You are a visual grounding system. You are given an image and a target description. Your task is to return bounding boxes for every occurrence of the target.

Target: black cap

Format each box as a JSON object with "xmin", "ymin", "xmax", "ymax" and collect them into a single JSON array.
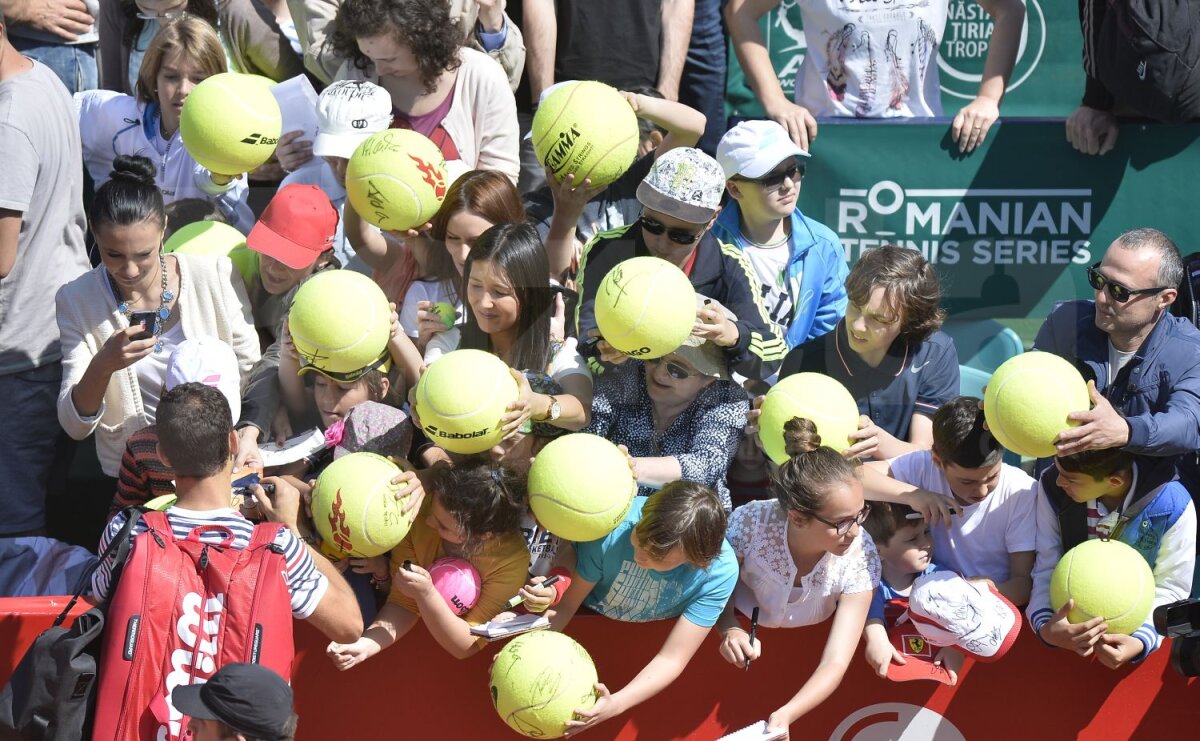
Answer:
[{"xmin": 172, "ymin": 663, "xmax": 293, "ymax": 739}]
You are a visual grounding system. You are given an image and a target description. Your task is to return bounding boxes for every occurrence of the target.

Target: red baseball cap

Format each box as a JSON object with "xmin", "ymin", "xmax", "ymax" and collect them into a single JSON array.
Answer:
[{"xmin": 247, "ymin": 184, "xmax": 338, "ymax": 269}]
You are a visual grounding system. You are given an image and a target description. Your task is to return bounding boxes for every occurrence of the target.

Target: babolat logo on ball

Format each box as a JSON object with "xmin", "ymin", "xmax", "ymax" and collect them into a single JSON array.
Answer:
[
  {"xmin": 938, "ymin": 0, "xmax": 1045, "ymax": 100},
  {"xmin": 545, "ymin": 125, "xmax": 582, "ymax": 173},
  {"xmin": 430, "ymin": 428, "xmax": 490, "ymax": 440},
  {"xmin": 240, "ymin": 133, "xmax": 280, "ymax": 146}
]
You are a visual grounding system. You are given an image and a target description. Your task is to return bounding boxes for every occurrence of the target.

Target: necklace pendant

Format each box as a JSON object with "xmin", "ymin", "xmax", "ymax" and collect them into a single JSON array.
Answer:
[
  {"xmin": 117, "ymin": 301, "xmax": 129, "ymax": 314},
  {"xmin": 159, "ymin": 306, "xmax": 170, "ymax": 320},
  {"xmin": 162, "ymin": 290, "xmax": 174, "ymax": 303},
  {"xmin": 154, "ymin": 339, "xmax": 164, "ymax": 353}
]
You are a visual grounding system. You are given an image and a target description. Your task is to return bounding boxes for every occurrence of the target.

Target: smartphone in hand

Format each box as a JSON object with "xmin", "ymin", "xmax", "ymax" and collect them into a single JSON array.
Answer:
[{"xmin": 129, "ymin": 310, "xmax": 158, "ymax": 342}]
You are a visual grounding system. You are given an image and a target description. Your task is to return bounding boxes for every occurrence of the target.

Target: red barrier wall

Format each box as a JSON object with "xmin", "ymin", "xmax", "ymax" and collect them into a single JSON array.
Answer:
[{"xmin": 2, "ymin": 597, "xmax": 1197, "ymax": 740}]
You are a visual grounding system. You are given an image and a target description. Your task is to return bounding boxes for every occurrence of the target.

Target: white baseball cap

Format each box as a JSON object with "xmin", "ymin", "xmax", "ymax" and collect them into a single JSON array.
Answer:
[
  {"xmin": 905, "ymin": 571, "xmax": 1021, "ymax": 661},
  {"xmin": 716, "ymin": 120, "xmax": 810, "ymax": 180},
  {"xmin": 165, "ymin": 337, "xmax": 242, "ymax": 424},
  {"xmin": 313, "ymin": 80, "xmax": 395, "ymax": 159}
]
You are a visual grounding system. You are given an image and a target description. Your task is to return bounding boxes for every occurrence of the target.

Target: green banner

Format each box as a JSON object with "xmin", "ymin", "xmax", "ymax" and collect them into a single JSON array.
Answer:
[
  {"xmin": 725, "ymin": 0, "xmax": 1082, "ymax": 120},
  {"xmin": 795, "ymin": 121, "xmax": 1200, "ymax": 323}
]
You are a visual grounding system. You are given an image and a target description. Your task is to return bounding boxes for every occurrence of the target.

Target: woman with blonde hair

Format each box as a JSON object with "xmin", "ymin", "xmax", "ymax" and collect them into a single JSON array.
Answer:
[{"xmin": 78, "ymin": 16, "xmax": 255, "ymax": 232}]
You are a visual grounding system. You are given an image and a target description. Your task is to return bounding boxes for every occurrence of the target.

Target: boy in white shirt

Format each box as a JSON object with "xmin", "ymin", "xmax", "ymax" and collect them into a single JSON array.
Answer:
[{"xmin": 874, "ymin": 396, "xmax": 1036, "ymax": 604}]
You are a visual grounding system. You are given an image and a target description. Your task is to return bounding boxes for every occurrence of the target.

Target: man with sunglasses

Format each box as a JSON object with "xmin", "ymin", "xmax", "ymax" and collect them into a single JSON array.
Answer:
[
  {"xmin": 1033, "ymin": 228, "xmax": 1200, "ymax": 486},
  {"xmin": 574, "ymin": 146, "xmax": 787, "ymax": 382},
  {"xmin": 713, "ymin": 120, "xmax": 848, "ymax": 357}
]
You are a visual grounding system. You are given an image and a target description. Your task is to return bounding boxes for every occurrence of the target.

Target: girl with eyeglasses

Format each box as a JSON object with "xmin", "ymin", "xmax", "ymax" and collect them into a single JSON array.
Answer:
[{"xmin": 718, "ymin": 416, "xmax": 880, "ymax": 734}]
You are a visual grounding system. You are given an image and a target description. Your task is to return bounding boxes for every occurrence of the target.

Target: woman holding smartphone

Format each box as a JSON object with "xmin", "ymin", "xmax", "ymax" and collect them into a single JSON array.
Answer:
[{"xmin": 56, "ymin": 155, "xmax": 259, "ymax": 518}]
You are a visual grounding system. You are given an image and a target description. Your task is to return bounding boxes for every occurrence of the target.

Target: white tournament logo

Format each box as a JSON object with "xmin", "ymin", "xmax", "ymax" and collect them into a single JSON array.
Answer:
[
  {"xmin": 938, "ymin": 0, "xmax": 1046, "ymax": 100},
  {"xmin": 831, "ymin": 703, "xmax": 966, "ymax": 741}
]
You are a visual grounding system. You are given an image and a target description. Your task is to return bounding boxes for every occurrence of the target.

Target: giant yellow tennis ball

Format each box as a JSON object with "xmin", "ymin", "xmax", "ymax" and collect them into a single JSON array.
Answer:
[
  {"xmin": 490, "ymin": 631, "xmax": 598, "ymax": 739},
  {"xmin": 164, "ymin": 221, "xmax": 246, "ymax": 257},
  {"xmin": 758, "ymin": 373, "xmax": 860, "ymax": 465},
  {"xmin": 288, "ymin": 270, "xmax": 391, "ymax": 376},
  {"xmin": 983, "ymin": 351, "xmax": 1090, "ymax": 458},
  {"xmin": 594, "ymin": 256, "xmax": 697, "ymax": 359},
  {"xmin": 311, "ymin": 452, "xmax": 416, "ymax": 558},
  {"xmin": 1050, "ymin": 539, "xmax": 1154, "ymax": 635},
  {"xmin": 533, "ymin": 81, "xmax": 640, "ymax": 188},
  {"xmin": 180, "ymin": 72, "xmax": 282, "ymax": 176},
  {"xmin": 345, "ymin": 129, "xmax": 447, "ymax": 232},
  {"xmin": 414, "ymin": 349, "xmax": 520, "ymax": 455},
  {"xmin": 528, "ymin": 433, "xmax": 636, "ymax": 542}
]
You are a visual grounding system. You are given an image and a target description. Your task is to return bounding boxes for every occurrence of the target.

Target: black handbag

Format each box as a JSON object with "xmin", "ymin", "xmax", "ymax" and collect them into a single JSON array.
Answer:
[{"xmin": 0, "ymin": 510, "xmax": 143, "ymax": 740}]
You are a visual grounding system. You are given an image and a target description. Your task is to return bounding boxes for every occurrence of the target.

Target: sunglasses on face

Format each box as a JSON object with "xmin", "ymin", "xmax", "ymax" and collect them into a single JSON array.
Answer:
[
  {"xmin": 737, "ymin": 163, "xmax": 806, "ymax": 189},
  {"xmin": 806, "ymin": 503, "xmax": 872, "ymax": 537},
  {"xmin": 639, "ymin": 216, "xmax": 703, "ymax": 245},
  {"xmin": 1085, "ymin": 263, "xmax": 1168, "ymax": 303},
  {"xmin": 646, "ymin": 356, "xmax": 697, "ymax": 380},
  {"xmin": 301, "ymin": 351, "xmax": 392, "ymax": 384}
]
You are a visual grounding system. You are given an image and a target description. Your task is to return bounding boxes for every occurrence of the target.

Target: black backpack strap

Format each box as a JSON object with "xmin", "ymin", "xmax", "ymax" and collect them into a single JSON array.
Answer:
[{"xmin": 53, "ymin": 507, "xmax": 149, "ymax": 627}]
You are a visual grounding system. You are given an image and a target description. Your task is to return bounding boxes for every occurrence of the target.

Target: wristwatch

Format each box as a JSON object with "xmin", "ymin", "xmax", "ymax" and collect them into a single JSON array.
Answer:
[{"xmin": 541, "ymin": 395, "xmax": 562, "ymax": 423}]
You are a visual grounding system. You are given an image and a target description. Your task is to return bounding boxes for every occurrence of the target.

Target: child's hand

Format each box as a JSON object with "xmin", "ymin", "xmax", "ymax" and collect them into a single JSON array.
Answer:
[
  {"xmin": 744, "ymin": 395, "xmax": 765, "ymax": 436},
  {"xmin": 587, "ymin": 329, "xmax": 628, "ymax": 365},
  {"xmin": 718, "ymin": 626, "xmax": 761, "ymax": 667},
  {"xmin": 933, "ymin": 647, "xmax": 965, "ymax": 686},
  {"xmin": 765, "ymin": 709, "xmax": 793, "ymax": 740},
  {"xmin": 520, "ymin": 575, "xmax": 558, "ymax": 614},
  {"xmin": 387, "ymin": 301, "xmax": 402, "ymax": 342},
  {"xmin": 844, "ymin": 415, "xmax": 883, "ymax": 460},
  {"xmin": 864, "ymin": 634, "xmax": 906, "ymax": 678},
  {"xmin": 500, "ymin": 368, "xmax": 534, "ymax": 437},
  {"xmin": 390, "ymin": 468, "xmax": 425, "ymax": 515},
  {"xmin": 330, "ymin": 556, "xmax": 351, "ymax": 574},
  {"xmin": 270, "ymin": 405, "xmax": 293, "ymax": 447},
  {"xmin": 394, "ymin": 561, "xmax": 435, "ymax": 599},
  {"xmin": 280, "ymin": 318, "xmax": 300, "ymax": 364},
  {"xmin": 1095, "ymin": 633, "xmax": 1142, "ymax": 670},
  {"xmin": 1039, "ymin": 599, "xmax": 1107, "ymax": 656},
  {"xmin": 564, "ymin": 683, "xmax": 621, "ymax": 737},
  {"xmin": 415, "ymin": 300, "xmax": 453, "ymax": 347},
  {"xmin": 900, "ymin": 489, "xmax": 961, "ymax": 529},
  {"xmin": 326, "ymin": 637, "xmax": 379, "ymax": 671},
  {"xmin": 383, "ymin": 221, "xmax": 433, "ymax": 241},
  {"xmin": 350, "ymin": 555, "xmax": 389, "ymax": 580},
  {"xmin": 549, "ymin": 292, "xmax": 567, "ymax": 344}
]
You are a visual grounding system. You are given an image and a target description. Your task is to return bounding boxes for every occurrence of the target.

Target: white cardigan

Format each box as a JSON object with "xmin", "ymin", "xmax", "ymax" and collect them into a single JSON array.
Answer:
[
  {"xmin": 56, "ymin": 254, "xmax": 260, "ymax": 476},
  {"xmin": 337, "ymin": 46, "xmax": 520, "ymax": 184}
]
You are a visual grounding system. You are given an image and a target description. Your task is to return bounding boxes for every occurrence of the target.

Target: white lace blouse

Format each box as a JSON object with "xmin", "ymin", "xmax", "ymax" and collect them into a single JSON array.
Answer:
[{"xmin": 726, "ymin": 499, "xmax": 880, "ymax": 628}]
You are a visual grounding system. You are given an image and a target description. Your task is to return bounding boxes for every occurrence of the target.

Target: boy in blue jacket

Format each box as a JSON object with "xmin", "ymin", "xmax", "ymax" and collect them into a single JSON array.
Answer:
[
  {"xmin": 712, "ymin": 120, "xmax": 848, "ymax": 353},
  {"xmin": 1029, "ymin": 448, "xmax": 1195, "ymax": 669}
]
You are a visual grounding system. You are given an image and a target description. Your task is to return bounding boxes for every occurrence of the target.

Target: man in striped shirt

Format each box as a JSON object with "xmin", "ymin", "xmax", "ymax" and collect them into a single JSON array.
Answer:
[{"xmin": 92, "ymin": 382, "xmax": 363, "ymax": 643}]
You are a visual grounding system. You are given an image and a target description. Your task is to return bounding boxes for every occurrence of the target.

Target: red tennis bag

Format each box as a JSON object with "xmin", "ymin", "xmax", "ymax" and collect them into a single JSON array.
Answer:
[{"xmin": 92, "ymin": 511, "xmax": 294, "ymax": 740}]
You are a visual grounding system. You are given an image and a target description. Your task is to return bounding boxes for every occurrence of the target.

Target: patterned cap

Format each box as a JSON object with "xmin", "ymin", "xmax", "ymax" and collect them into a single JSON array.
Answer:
[
  {"xmin": 636, "ymin": 147, "xmax": 725, "ymax": 224},
  {"xmin": 905, "ymin": 571, "xmax": 1021, "ymax": 661}
]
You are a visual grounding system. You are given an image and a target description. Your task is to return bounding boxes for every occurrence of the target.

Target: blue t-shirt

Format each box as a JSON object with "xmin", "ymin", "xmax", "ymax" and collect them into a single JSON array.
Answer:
[
  {"xmin": 867, "ymin": 562, "xmax": 940, "ymax": 624},
  {"xmin": 576, "ymin": 497, "xmax": 739, "ymax": 627}
]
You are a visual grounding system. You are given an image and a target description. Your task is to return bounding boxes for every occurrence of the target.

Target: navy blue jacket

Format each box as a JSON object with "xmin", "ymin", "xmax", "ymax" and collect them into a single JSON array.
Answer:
[{"xmin": 1034, "ymin": 300, "xmax": 1200, "ymax": 457}]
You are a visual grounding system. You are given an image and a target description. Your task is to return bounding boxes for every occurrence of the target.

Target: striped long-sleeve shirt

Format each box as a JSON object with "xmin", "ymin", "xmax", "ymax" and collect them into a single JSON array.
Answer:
[{"xmin": 91, "ymin": 507, "xmax": 328, "ymax": 619}]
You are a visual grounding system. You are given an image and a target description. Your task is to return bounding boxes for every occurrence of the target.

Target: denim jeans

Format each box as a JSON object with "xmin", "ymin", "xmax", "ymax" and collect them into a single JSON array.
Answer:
[
  {"xmin": 680, "ymin": 0, "xmax": 728, "ymax": 155},
  {"xmin": 0, "ymin": 362, "xmax": 73, "ymax": 534},
  {"xmin": 10, "ymin": 38, "xmax": 98, "ymax": 94}
]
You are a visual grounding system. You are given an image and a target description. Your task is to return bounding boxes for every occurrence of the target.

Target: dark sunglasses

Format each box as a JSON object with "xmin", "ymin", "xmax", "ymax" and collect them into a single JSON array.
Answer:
[
  {"xmin": 806, "ymin": 503, "xmax": 872, "ymax": 536},
  {"xmin": 1086, "ymin": 263, "xmax": 1168, "ymax": 303},
  {"xmin": 737, "ymin": 163, "xmax": 806, "ymax": 189},
  {"xmin": 638, "ymin": 216, "xmax": 703, "ymax": 245},
  {"xmin": 646, "ymin": 356, "xmax": 696, "ymax": 380}
]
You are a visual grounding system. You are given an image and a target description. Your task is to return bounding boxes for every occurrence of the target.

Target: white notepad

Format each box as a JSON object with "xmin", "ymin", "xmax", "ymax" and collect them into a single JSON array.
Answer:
[
  {"xmin": 469, "ymin": 613, "xmax": 551, "ymax": 641},
  {"xmin": 716, "ymin": 721, "xmax": 788, "ymax": 741},
  {"xmin": 260, "ymin": 428, "xmax": 326, "ymax": 468}
]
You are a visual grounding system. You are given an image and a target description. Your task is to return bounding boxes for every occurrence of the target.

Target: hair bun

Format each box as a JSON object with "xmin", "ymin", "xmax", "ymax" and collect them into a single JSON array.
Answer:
[
  {"xmin": 782, "ymin": 417, "xmax": 821, "ymax": 457},
  {"xmin": 109, "ymin": 155, "xmax": 158, "ymax": 187}
]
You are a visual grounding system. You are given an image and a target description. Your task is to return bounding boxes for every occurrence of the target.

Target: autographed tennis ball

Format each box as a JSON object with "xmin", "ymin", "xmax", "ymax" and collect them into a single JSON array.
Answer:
[
  {"xmin": 310, "ymin": 452, "xmax": 414, "ymax": 558},
  {"xmin": 532, "ymin": 80, "xmax": 639, "ymax": 188},
  {"xmin": 490, "ymin": 631, "xmax": 598, "ymax": 738},
  {"xmin": 345, "ymin": 129, "xmax": 447, "ymax": 232},
  {"xmin": 414, "ymin": 349, "xmax": 520, "ymax": 455},
  {"xmin": 594, "ymin": 256, "xmax": 696, "ymax": 359}
]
